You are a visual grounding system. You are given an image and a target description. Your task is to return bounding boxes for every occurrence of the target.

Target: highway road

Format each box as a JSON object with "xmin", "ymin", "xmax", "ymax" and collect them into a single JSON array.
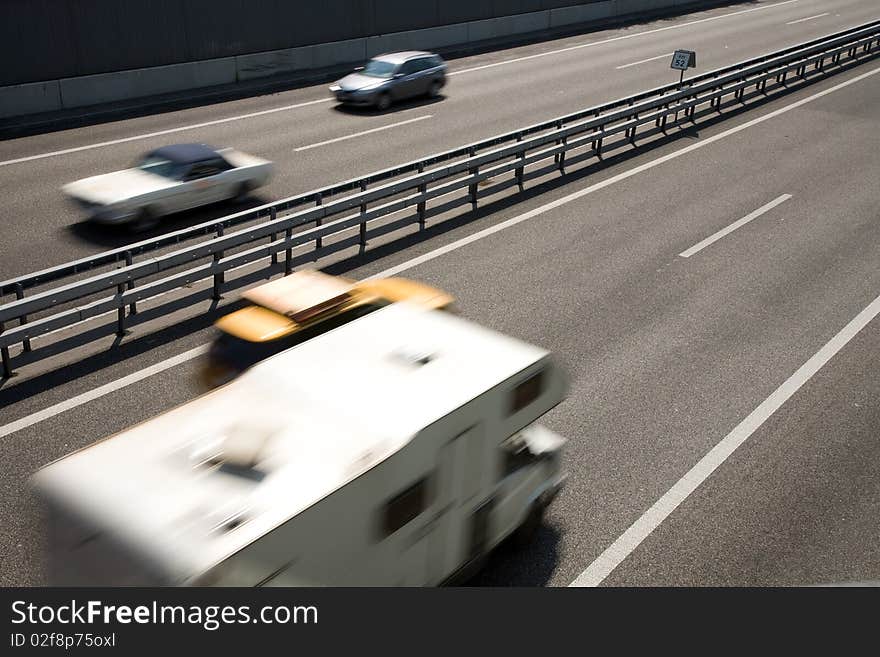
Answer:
[
  {"xmin": 0, "ymin": 0, "xmax": 876, "ymax": 280},
  {"xmin": 1, "ymin": 0, "xmax": 879, "ymax": 586}
]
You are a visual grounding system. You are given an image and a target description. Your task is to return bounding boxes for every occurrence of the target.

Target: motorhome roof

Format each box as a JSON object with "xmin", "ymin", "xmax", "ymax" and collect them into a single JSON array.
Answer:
[{"xmin": 32, "ymin": 302, "xmax": 549, "ymax": 582}]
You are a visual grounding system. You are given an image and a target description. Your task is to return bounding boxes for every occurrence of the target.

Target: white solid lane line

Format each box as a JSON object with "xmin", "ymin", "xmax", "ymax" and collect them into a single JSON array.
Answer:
[
  {"xmin": 0, "ymin": 346, "xmax": 208, "ymax": 440},
  {"xmin": 449, "ymin": 0, "xmax": 802, "ymax": 76},
  {"xmin": 570, "ymin": 290, "xmax": 880, "ymax": 587},
  {"xmin": 293, "ymin": 115, "xmax": 433, "ymax": 152},
  {"xmin": 787, "ymin": 12, "xmax": 830, "ymax": 25},
  {"xmin": 1, "ymin": 1, "xmax": 803, "ymax": 167},
  {"xmin": 2, "ymin": 63, "xmax": 878, "ymax": 439},
  {"xmin": 679, "ymin": 194, "xmax": 792, "ymax": 258},
  {"xmin": 0, "ymin": 98, "xmax": 333, "ymax": 168},
  {"xmin": 616, "ymin": 53, "xmax": 675, "ymax": 70}
]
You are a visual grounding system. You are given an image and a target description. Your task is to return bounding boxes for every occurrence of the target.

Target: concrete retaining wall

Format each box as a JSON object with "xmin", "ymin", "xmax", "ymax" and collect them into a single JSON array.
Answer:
[
  {"xmin": 550, "ymin": 3, "xmax": 616, "ymax": 28},
  {"xmin": 0, "ymin": 81, "xmax": 63, "ymax": 117},
  {"xmin": 57, "ymin": 58, "xmax": 238, "ymax": 109},
  {"xmin": 0, "ymin": 0, "xmax": 728, "ymax": 120}
]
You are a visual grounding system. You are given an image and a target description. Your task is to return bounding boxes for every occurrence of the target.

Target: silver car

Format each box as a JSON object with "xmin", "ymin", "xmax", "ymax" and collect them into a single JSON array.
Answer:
[{"xmin": 329, "ymin": 51, "xmax": 447, "ymax": 110}]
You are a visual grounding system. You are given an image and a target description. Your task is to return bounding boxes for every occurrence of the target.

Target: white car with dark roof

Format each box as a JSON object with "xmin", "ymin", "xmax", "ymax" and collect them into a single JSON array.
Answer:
[{"xmin": 62, "ymin": 143, "xmax": 274, "ymax": 231}]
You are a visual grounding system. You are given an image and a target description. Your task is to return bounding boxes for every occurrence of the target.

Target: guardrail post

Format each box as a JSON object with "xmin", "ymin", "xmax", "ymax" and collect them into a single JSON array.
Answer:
[
  {"xmin": 559, "ymin": 134, "xmax": 567, "ymax": 173},
  {"xmin": 655, "ymin": 103, "xmax": 667, "ymax": 129},
  {"xmin": 359, "ymin": 182, "xmax": 367, "ymax": 254},
  {"xmin": 213, "ymin": 225, "xmax": 224, "ymax": 301},
  {"xmin": 270, "ymin": 208, "xmax": 283, "ymax": 270},
  {"xmin": 13, "ymin": 283, "xmax": 31, "ymax": 352},
  {"xmin": 515, "ymin": 133, "xmax": 525, "ymax": 192},
  {"xmin": 314, "ymin": 194, "xmax": 323, "ymax": 253},
  {"xmin": 116, "ymin": 282, "xmax": 126, "ymax": 337},
  {"xmin": 269, "ymin": 207, "xmax": 279, "ymax": 266},
  {"xmin": 628, "ymin": 115, "xmax": 638, "ymax": 144},
  {"xmin": 554, "ymin": 120, "xmax": 563, "ymax": 165},
  {"xmin": 124, "ymin": 251, "xmax": 136, "ymax": 316},
  {"xmin": 468, "ymin": 147, "xmax": 478, "ymax": 211},
  {"xmin": 417, "ymin": 163, "xmax": 427, "ymax": 230},
  {"xmin": 285, "ymin": 225, "xmax": 293, "ymax": 276},
  {"xmin": 0, "ymin": 321, "xmax": 11, "ymax": 378}
]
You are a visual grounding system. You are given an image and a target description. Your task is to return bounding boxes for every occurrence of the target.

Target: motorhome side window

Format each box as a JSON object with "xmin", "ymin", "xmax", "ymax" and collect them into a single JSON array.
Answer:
[
  {"xmin": 381, "ymin": 477, "xmax": 429, "ymax": 537},
  {"xmin": 509, "ymin": 370, "xmax": 544, "ymax": 415}
]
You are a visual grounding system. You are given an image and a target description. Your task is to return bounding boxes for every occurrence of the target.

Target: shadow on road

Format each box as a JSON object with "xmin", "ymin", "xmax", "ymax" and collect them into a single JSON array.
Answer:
[
  {"xmin": 64, "ymin": 195, "xmax": 270, "ymax": 249},
  {"xmin": 466, "ymin": 524, "xmax": 562, "ymax": 586},
  {"xmin": 331, "ymin": 94, "xmax": 447, "ymax": 117}
]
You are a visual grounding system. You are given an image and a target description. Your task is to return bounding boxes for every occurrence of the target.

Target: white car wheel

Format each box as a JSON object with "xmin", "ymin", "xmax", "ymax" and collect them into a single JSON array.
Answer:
[{"xmin": 234, "ymin": 182, "xmax": 252, "ymax": 203}]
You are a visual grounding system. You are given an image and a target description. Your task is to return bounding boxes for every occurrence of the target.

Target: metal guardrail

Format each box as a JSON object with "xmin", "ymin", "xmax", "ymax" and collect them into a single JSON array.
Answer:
[
  {"xmin": 3, "ymin": 18, "xmax": 879, "ymax": 299},
  {"xmin": 1, "ymin": 20, "xmax": 879, "ymax": 377}
]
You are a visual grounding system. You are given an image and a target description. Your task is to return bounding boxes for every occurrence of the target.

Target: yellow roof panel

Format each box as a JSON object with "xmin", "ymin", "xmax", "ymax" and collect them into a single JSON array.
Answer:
[
  {"xmin": 214, "ymin": 305, "xmax": 295, "ymax": 342},
  {"xmin": 218, "ymin": 272, "xmax": 456, "ymax": 344},
  {"xmin": 355, "ymin": 277, "xmax": 454, "ymax": 309}
]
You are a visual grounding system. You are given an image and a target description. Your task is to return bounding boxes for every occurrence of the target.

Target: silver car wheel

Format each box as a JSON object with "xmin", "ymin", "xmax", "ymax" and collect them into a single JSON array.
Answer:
[{"xmin": 375, "ymin": 93, "xmax": 391, "ymax": 111}]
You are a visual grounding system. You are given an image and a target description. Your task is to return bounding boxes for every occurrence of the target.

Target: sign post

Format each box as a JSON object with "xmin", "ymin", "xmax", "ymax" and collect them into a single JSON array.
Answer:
[{"xmin": 670, "ymin": 49, "xmax": 696, "ymax": 88}]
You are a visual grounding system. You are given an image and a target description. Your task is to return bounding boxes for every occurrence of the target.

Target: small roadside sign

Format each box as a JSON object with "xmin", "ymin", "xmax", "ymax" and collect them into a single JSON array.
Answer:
[
  {"xmin": 671, "ymin": 50, "xmax": 696, "ymax": 71},
  {"xmin": 670, "ymin": 49, "xmax": 696, "ymax": 87}
]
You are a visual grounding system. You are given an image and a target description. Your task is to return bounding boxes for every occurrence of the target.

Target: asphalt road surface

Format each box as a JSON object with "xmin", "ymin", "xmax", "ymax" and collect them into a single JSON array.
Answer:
[
  {"xmin": 1, "ymin": 0, "xmax": 879, "ymax": 586},
  {"xmin": 0, "ymin": 0, "xmax": 876, "ymax": 278}
]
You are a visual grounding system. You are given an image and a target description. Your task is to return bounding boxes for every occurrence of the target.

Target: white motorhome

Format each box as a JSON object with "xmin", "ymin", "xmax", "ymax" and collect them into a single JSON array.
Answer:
[{"xmin": 33, "ymin": 302, "xmax": 568, "ymax": 586}]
